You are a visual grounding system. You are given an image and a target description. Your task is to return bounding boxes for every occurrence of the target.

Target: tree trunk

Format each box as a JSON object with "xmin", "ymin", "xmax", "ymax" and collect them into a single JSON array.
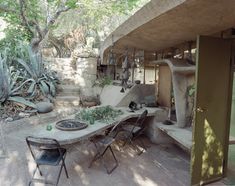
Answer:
[{"xmin": 30, "ymin": 37, "xmax": 42, "ymax": 53}]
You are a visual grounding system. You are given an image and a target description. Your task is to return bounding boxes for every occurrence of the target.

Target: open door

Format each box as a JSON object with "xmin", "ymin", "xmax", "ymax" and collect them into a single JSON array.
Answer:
[{"xmin": 191, "ymin": 36, "xmax": 232, "ymax": 185}]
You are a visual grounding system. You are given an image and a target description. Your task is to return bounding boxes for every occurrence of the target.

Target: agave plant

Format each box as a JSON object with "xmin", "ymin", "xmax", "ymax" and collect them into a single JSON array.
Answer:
[
  {"xmin": 0, "ymin": 54, "xmax": 9, "ymax": 102},
  {"xmin": 16, "ymin": 46, "xmax": 58, "ymax": 98},
  {"xmin": 0, "ymin": 53, "xmax": 37, "ymax": 108}
]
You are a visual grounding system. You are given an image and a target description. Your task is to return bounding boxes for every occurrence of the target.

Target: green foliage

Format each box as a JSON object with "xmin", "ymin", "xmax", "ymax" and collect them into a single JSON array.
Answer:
[
  {"xmin": 0, "ymin": 28, "xmax": 31, "ymax": 62},
  {"xmin": 188, "ymin": 84, "xmax": 196, "ymax": 97},
  {"xmin": 75, "ymin": 0, "xmax": 140, "ymax": 30},
  {"xmin": 75, "ymin": 105, "xmax": 123, "ymax": 123},
  {"xmin": 93, "ymin": 76, "xmax": 112, "ymax": 88},
  {"xmin": 0, "ymin": 42, "xmax": 58, "ymax": 110},
  {"xmin": 0, "ymin": 0, "xmax": 148, "ymax": 57},
  {"xmin": 16, "ymin": 45, "xmax": 58, "ymax": 97},
  {"xmin": 0, "ymin": 53, "xmax": 37, "ymax": 108},
  {"xmin": 65, "ymin": 0, "xmax": 77, "ymax": 8},
  {"xmin": 0, "ymin": 53, "xmax": 9, "ymax": 102},
  {"xmin": 0, "ymin": 0, "xmax": 79, "ymax": 52}
]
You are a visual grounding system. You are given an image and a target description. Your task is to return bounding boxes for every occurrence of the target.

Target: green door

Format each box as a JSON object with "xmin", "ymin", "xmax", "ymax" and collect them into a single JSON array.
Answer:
[{"xmin": 191, "ymin": 36, "xmax": 232, "ymax": 185}]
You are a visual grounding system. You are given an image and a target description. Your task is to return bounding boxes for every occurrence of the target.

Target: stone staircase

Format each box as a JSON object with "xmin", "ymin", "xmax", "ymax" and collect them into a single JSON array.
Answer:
[
  {"xmin": 55, "ymin": 84, "xmax": 80, "ymax": 107},
  {"xmin": 48, "ymin": 58, "xmax": 79, "ymax": 84},
  {"xmin": 46, "ymin": 57, "xmax": 81, "ymax": 108},
  {"xmin": 37, "ymin": 56, "xmax": 98, "ymax": 123}
]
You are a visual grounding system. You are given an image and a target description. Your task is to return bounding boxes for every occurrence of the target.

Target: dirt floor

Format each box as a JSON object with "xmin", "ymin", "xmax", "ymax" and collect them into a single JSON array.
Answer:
[
  {"xmin": 0, "ymin": 126, "xmax": 192, "ymax": 186},
  {"xmin": 1, "ymin": 119, "xmax": 232, "ymax": 186}
]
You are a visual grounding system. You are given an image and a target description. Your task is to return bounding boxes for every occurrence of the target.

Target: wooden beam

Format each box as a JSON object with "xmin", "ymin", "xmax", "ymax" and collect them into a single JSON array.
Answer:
[
  {"xmin": 154, "ymin": 51, "xmax": 158, "ymax": 82},
  {"xmin": 132, "ymin": 48, "xmax": 136, "ymax": 83}
]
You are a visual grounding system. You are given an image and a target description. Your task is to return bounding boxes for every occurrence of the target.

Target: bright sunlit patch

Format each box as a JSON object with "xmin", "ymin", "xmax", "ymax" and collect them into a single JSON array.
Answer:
[
  {"xmin": 133, "ymin": 172, "xmax": 158, "ymax": 186},
  {"xmin": 201, "ymin": 119, "xmax": 223, "ymax": 177},
  {"xmin": 0, "ymin": 18, "xmax": 7, "ymax": 40},
  {"xmin": 74, "ymin": 165, "xmax": 90, "ymax": 185},
  {"xmin": 209, "ymin": 167, "xmax": 214, "ymax": 175}
]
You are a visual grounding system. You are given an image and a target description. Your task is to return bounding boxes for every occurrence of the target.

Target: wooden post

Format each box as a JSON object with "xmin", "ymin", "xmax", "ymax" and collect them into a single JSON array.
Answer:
[
  {"xmin": 114, "ymin": 59, "xmax": 116, "ymax": 80},
  {"xmin": 188, "ymin": 41, "xmax": 192, "ymax": 60},
  {"xmin": 154, "ymin": 65, "xmax": 157, "ymax": 82},
  {"xmin": 181, "ymin": 45, "xmax": 185, "ymax": 59},
  {"xmin": 143, "ymin": 50, "xmax": 146, "ymax": 84},
  {"xmin": 154, "ymin": 52, "xmax": 158, "ymax": 82},
  {"xmin": 132, "ymin": 49, "xmax": 136, "ymax": 83}
]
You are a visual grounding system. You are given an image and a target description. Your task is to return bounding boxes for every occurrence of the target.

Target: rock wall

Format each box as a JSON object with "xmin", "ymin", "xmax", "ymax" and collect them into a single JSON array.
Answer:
[{"xmin": 47, "ymin": 57, "xmax": 97, "ymax": 96}]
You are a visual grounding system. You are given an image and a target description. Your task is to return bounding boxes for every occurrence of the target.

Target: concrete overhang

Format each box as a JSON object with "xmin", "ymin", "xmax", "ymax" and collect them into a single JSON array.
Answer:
[
  {"xmin": 152, "ymin": 59, "xmax": 196, "ymax": 75},
  {"xmin": 100, "ymin": 0, "xmax": 235, "ymax": 63}
]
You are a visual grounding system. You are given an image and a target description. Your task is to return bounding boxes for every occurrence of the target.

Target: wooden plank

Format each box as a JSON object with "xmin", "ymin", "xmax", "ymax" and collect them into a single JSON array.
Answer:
[
  {"xmin": 158, "ymin": 65, "xmax": 171, "ymax": 107},
  {"xmin": 191, "ymin": 36, "xmax": 232, "ymax": 185}
]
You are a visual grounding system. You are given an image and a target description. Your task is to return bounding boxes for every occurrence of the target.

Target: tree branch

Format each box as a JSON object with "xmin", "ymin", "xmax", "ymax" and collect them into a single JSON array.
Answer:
[
  {"xmin": 49, "ymin": 7, "xmax": 71, "ymax": 25},
  {"xmin": 19, "ymin": 0, "xmax": 34, "ymax": 35},
  {"xmin": 28, "ymin": 20, "xmax": 43, "ymax": 39},
  {"xmin": 43, "ymin": 6, "xmax": 71, "ymax": 35}
]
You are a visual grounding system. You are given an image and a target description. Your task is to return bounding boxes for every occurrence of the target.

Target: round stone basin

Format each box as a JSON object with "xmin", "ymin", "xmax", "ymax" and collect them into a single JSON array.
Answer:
[{"xmin": 55, "ymin": 119, "xmax": 88, "ymax": 131}]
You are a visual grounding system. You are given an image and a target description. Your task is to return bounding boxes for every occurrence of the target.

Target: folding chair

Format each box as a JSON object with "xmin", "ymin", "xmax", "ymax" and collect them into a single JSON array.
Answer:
[
  {"xmin": 120, "ymin": 110, "xmax": 148, "ymax": 155},
  {"xmin": 89, "ymin": 121, "xmax": 123, "ymax": 174},
  {"xmin": 26, "ymin": 136, "xmax": 69, "ymax": 186}
]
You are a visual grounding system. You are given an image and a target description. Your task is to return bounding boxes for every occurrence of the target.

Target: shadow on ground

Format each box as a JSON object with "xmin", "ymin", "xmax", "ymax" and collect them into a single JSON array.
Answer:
[{"xmin": 1, "ymin": 129, "xmax": 190, "ymax": 186}]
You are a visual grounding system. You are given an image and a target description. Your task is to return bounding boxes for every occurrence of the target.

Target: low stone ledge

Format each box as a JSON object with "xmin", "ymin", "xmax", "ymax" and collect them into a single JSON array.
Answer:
[{"xmin": 3, "ymin": 107, "xmax": 78, "ymax": 134}]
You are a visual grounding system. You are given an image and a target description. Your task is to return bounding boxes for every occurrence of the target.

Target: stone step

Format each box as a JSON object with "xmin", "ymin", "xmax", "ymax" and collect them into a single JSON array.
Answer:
[
  {"xmin": 57, "ymin": 92, "xmax": 80, "ymax": 97},
  {"xmin": 57, "ymin": 85, "xmax": 80, "ymax": 92},
  {"xmin": 55, "ymin": 95, "xmax": 80, "ymax": 101},
  {"xmin": 58, "ymin": 79, "xmax": 78, "ymax": 85},
  {"xmin": 57, "ymin": 85, "xmax": 80, "ymax": 96},
  {"xmin": 55, "ymin": 96, "xmax": 80, "ymax": 107}
]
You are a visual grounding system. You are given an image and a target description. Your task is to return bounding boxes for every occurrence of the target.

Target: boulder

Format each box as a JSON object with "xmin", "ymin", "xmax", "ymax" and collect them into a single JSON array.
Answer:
[{"xmin": 36, "ymin": 102, "xmax": 54, "ymax": 113}]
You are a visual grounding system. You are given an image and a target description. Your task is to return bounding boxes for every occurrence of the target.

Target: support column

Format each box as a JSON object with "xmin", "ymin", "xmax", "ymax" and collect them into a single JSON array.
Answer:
[
  {"xmin": 143, "ymin": 51, "xmax": 146, "ymax": 84},
  {"xmin": 132, "ymin": 49, "xmax": 136, "ymax": 83},
  {"xmin": 154, "ymin": 52, "xmax": 158, "ymax": 82}
]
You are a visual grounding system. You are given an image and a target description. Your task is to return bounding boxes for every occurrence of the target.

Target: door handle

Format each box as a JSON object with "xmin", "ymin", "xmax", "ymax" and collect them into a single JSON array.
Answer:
[{"xmin": 196, "ymin": 107, "xmax": 206, "ymax": 113}]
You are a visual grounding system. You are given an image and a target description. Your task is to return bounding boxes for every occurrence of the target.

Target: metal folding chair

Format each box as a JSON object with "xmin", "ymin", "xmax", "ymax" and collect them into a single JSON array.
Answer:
[
  {"xmin": 89, "ymin": 121, "xmax": 123, "ymax": 174},
  {"xmin": 26, "ymin": 136, "xmax": 69, "ymax": 186},
  {"xmin": 120, "ymin": 110, "xmax": 148, "ymax": 155}
]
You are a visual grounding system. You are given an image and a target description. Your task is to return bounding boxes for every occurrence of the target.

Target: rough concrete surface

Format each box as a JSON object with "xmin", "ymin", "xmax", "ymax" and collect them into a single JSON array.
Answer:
[
  {"xmin": 6, "ymin": 107, "xmax": 162, "ymax": 146},
  {"xmin": 0, "ymin": 114, "xmax": 229, "ymax": 186},
  {"xmin": 152, "ymin": 59, "xmax": 195, "ymax": 128},
  {"xmin": 117, "ymin": 84, "xmax": 156, "ymax": 107},
  {"xmin": 0, "ymin": 131, "xmax": 190, "ymax": 186},
  {"xmin": 101, "ymin": 0, "xmax": 235, "ymax": 59}
]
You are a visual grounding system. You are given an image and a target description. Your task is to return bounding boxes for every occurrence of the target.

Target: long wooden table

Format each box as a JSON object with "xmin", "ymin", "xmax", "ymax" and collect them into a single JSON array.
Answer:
[{"xmin": 18, "ymin": 107, "xmax": 162, "ymax": 146}]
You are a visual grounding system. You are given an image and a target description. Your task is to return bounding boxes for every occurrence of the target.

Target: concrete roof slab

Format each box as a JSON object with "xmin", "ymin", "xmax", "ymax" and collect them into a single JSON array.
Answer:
[{"xmin": 101, "ymin": 0, "xmax": 235, "ymax": 62}]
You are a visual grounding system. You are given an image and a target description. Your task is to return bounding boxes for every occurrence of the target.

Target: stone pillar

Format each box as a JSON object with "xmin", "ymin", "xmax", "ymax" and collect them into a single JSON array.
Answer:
[{"xmin": 172, "ymin": 73, "xmax": 189, "ymax": 127}]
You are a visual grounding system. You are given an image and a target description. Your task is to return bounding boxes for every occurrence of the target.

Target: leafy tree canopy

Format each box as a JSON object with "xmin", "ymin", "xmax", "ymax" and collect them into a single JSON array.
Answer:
[{"xmin": 0, "ymin": 0, "xmax": 149, "ymax": 55}]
